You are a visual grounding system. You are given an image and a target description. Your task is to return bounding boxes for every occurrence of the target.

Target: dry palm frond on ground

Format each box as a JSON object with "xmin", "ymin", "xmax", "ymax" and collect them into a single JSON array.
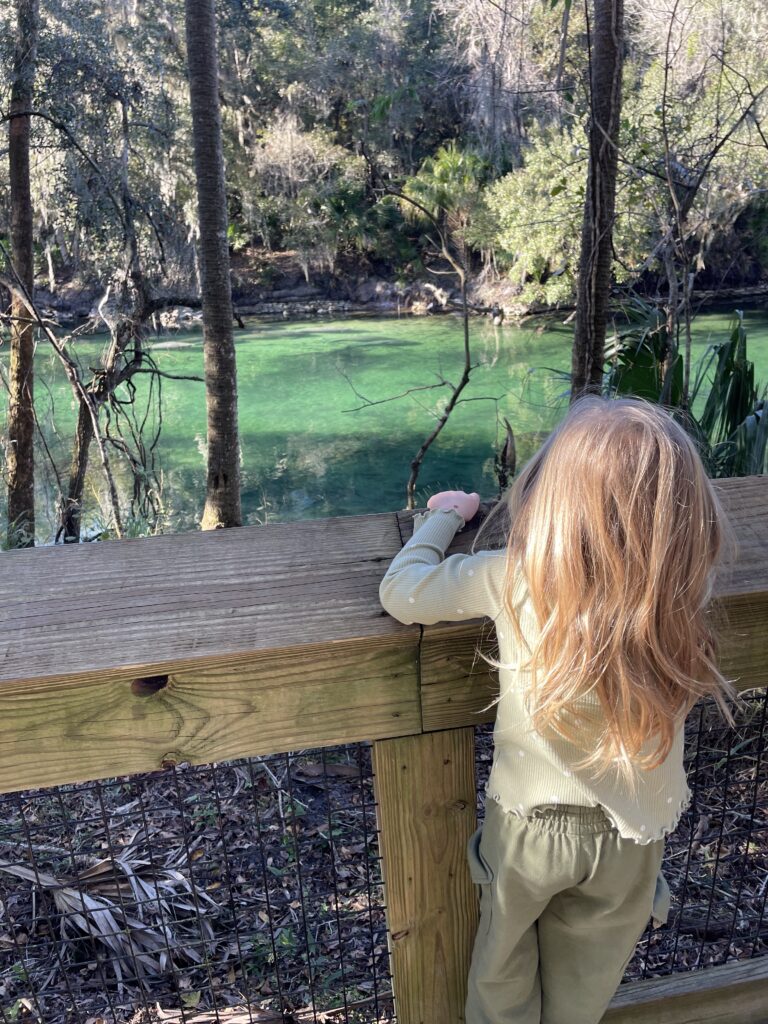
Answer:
[
  {"xmin": 0, "ymin": 710, "xmax": 763, "ymax": 1024},
  {"xmin": 0, "ymin": 839, "xmax": 218, "ymax": 985}
]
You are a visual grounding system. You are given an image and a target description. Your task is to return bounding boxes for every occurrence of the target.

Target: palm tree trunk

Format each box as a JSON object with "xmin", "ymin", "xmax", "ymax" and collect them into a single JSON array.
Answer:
[
  {"xmin": 571, "ymin": 0, "xmax": 624, "ymax": 401},
  {"xmin": 184, "ymin": 0, "xmax": 242, "ymax": 529},
  {"xmin": 7, "ymin": 0, "xmax": 39, "ymax": 547}
]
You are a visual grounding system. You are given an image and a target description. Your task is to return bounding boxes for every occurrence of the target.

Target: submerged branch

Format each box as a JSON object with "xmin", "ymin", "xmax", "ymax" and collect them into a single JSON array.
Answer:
[{"xmin": 338, "ymin": 365, "xmax": 450, "ymax": 412}]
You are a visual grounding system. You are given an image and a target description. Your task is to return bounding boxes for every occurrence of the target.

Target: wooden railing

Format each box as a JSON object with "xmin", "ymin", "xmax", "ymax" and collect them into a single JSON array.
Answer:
[{"xmin": 1, "ymin": 475, "xmax": 767, "ymax": 1024}]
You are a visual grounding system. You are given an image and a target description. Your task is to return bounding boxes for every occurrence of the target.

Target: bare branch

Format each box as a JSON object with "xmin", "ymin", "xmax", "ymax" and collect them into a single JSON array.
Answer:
[
  {"xmin": 0, "ymin": 241, "xmax": 124, "ymax": 537},
  {"xmin": 1, "ymin": 108, "xmax": 126, "ymax": 229},
  {"xmin": 131, "ymin": 368, "xmax": 205, "ymax": 383},
  {"xmin": 337, "ymin": 364, "xmax": 450, "ymax": 412}
]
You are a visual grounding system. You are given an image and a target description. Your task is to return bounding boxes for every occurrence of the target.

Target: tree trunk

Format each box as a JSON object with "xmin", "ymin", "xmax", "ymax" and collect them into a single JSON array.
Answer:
[
  {"xmin": 55, "ymin": 225, "xmax": 70, "ymax": 266},
  {"xmin": 571, "ymin": 0, "xmax": 624, "ymax": 401},
  {"xmin": 7, "ymin": 0, "xmax": 39, "ymax": 547},
  {"xmin": 44, "ymin": 236, "xmax": 56, "ymax": 291},
  {"xmin": 184, "ymin": 0, "xmax": 242, "ymax": 530},
  {"xmin": 59, "ymin": 399, "xmax": 95, "ymax": 543},
  {"xmin": 555, "ymin": 0, "xmax": 571, "ymax": 127}
]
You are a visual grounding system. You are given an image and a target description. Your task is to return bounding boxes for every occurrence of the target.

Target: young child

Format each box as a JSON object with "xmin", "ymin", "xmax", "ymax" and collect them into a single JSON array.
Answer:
[{"xmin": 379, "ymin": 396, "xmax": 733, "ymax": 1024}]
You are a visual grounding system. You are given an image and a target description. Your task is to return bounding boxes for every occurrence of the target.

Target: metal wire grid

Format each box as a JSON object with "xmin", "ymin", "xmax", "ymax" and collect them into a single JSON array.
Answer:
[
  {"xmin": 3, "ymin": 690, "xmax": 765, "ymax": 1021},
  {"xmin": 474, "ymin": 688, "xmax": 768, "ymax": 980},
  {"xmin": 0, "ymin": 745, "xmax": 395, "ymax": 1024},
  {"xmin": 634, "ymin": 690, "xmax": 768, "ymax": 977}
]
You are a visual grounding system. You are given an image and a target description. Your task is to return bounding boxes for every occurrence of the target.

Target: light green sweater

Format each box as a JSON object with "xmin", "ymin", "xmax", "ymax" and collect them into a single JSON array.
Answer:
[{"xmin": 379, "ymin": 507, "xmax": 691, "ymax": 844}]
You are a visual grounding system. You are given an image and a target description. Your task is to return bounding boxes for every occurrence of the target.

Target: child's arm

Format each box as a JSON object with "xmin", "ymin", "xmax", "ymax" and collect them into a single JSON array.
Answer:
[{"xmin": 379, "ymin": 492, "xmax": 504, "ymax": 626}]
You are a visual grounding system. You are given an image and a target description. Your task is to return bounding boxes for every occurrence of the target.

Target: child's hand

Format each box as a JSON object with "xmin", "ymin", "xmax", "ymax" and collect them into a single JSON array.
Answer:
[{"xmin": 427, "ymin": 490, "xmax": 480, "ymax": 523}]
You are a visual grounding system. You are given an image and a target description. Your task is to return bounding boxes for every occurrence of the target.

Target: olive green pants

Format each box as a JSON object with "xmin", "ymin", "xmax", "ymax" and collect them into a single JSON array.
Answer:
[{"xmin": 465, "ymin": 798, "xmax": 666, "ymax": 1024}]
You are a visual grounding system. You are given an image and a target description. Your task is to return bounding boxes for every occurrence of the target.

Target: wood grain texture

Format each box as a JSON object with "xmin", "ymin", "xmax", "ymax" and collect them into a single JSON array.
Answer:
[
  {"xmin": 372, "ymin": 729, "xmax": 479, "ymax": 1024},
  {"xmin": 0, "ymin": 637, "xmax": 421, "ymax": 793},
  {"xmin": 0, "ymin": 511, "xmax": 426, "ymax": 792},
  {"xmin": 420, "ymin": 621, "xmax": 499, "ymax": 733},
  {"xmin": 397, "ymin": 477, "xmax": 768, "ymax": 590},
  {"xmin": 420, "ymin": 602, "xmax": 766, "ymax": 732},
  {"xmin": 1, "ymin": 478, "xmax": 765, "ymax": 791},
  {"xmin": 712, "ymin": 477, "xmax": 768, "ymax": 598},
  {"xmin": 0, "ymin": 513, "xmax": 410, "ymax": 684},
  {"xmin": 602, "ymin": 956, "xmax": 768, "ymax": 1023},
  {"xmin": 714, "ymin": 591, "xmax": 768, "ymax": 692}
]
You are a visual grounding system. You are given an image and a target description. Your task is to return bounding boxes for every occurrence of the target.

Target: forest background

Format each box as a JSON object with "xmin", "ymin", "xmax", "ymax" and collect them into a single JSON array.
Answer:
[
  {"xmin": 3, "ymin": 0, "xmax": 768, "ymax": 304},
  {"xmin": 1, "ymin": 0, "xmax": 767, "ymax": 544},
  {"xmin": 2, "ymin": 6, "xmax": 768, "ymax": 1022}
]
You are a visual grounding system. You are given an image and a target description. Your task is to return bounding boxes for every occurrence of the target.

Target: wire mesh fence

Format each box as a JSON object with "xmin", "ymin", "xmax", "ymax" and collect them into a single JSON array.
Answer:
[
  {"xmin": 474, "ymin": 689, "xmax": 768, "ymax": 980},
  {"xmin": 635, "ymin": 690, "xmax": 768, "ymax": 976},
  {"xmin": 1, "ymin": 688, "xmax": 766, "ymax": 1023},
  {"xmin": 0, "ymin": 745, "xmax": 393, "ymax": 1024}
]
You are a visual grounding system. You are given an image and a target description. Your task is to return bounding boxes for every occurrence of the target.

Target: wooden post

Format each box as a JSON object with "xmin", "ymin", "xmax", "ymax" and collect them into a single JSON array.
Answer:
[{"xmin": 373, "ymin": 728, "xmax": 479, "ymax": 1024}]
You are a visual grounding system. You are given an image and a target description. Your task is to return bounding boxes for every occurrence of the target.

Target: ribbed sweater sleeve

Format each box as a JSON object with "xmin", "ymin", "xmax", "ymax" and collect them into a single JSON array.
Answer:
[
  {"xmin": 379, "ymin": 507, "xmax": 504, "ymax": 625},
  {"xmin": 379, "ymin": 508, "xmax": 692, "ymax": 843}
]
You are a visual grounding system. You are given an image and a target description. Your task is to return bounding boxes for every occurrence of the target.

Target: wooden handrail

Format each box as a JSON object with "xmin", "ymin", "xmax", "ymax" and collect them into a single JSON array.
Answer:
[
  {"xmin": 1, "ymin": 475, "xmax": 766, "ymax": 1024},
  {"xmin": 0, "ymin": 512, "xmax": 419, "ymax": 792},
  {"xmin": 0, "ymin": 476, "xmax": 766, "ymax": 795}
]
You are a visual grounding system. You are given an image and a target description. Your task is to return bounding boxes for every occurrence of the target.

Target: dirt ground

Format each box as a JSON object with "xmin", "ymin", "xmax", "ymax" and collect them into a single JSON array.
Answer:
[{"xmin": 1, "ymin": 694, "xmax": 765, "ymax": 1024}]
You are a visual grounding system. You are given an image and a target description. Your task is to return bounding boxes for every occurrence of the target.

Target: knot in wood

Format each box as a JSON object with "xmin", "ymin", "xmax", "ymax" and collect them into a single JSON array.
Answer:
[{"xmin": 131, "ymin": 675, "xmax": 169, "ymax": 696}]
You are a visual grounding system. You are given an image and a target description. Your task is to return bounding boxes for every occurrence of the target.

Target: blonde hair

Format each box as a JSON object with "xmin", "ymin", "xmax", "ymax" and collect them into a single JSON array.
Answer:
[{"xmin": 485, "ymin": 396, "xmax": 734, "ymax": 777}]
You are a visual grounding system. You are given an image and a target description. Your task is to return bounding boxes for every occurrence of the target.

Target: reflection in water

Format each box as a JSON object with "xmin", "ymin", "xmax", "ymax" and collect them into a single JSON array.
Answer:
[{"xmin": 2, "ymin": 309, "xmax": 767, "ymax": 541}]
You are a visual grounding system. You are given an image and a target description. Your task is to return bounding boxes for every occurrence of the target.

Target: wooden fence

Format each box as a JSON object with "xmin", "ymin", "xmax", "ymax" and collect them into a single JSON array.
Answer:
[{"xmin": 1, "ymin": 475, "xmax": 767, "ymax": 1023}]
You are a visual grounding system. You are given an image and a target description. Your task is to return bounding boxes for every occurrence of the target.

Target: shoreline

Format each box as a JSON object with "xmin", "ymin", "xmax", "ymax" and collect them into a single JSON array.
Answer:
[{"xmin": 25, "ymin": 273, "xmax": 768, "ymax": 333}]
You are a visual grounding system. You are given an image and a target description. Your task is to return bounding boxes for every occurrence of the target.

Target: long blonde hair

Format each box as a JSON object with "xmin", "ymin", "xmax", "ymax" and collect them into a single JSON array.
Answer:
[{"xmin": 488, "ymin": 396, "xmax": 734, "ymax": 776}]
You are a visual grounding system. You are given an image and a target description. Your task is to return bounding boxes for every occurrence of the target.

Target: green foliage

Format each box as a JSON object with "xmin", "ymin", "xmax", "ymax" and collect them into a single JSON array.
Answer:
[
  {"xmin": 1, "ymin": 0, "xmax": 765, "ymax": 299},
  {"xmin": 247, "ymin": 118, "xmax": 368, "ymax": 274},
  {"xmin": 746, "ymin": 199, "xmax": 768, "ymax": 270},
  {"xmin": 399, "ymin": 143, "xmax": 487, "ymax": 222},
  {"xmin": 2, "ymin": 512, "xmax": 36, "ymax": 551},
  {"xmin": 480, "ymin": 129, "xmax": 585, "ymax": 305},
  {"xmin": 606, "ymin": 300, "xmax": 681, "ymax": 405},
  {"xmin": 394, "ymin": 142, "xmax": 488, "ymax": 265},
  {"xmin": 0, "ymin": 0, "xmax": 197, "ymax": 286},
  {"xmin": 607, "ymin": 304, "xmax": 767, "ymax": 478},
  {"xmin": 727, "ymin": 197, "xmax": 768, "ymax": 284},
  {"xmin": 227, "ymin": 221, "xmax": 250, "ymax": 253},
  {"xmin": 690, "ymin": 313, "xmax": 768, "ymax": 476},
  {"xmin": 735, "ymin": 402, "xmax": 768, "ymax": 475},
  {"xmin": 695, "ymin": 314, "xmax": 754, "ymax": 444},
  {"xmin": 358, "ymin": 197, "xmax": 419, "ymax": 269}
]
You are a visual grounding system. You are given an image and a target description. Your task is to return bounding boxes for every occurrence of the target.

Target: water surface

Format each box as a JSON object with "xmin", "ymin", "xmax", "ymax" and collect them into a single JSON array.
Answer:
[{"xmin": 3, "ymin": 307, "xmax": 767, "ymax": 540}]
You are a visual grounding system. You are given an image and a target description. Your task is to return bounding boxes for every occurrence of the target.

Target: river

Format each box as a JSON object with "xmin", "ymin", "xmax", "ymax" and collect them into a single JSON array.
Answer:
[{"xmin": 2, "ymin": 305, "xmax": 767, "ymax": 540}]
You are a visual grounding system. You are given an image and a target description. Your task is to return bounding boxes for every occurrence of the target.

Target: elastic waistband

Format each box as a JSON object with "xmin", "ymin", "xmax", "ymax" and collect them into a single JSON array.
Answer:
[{"xmin": 526, "ymin": 803, "xmax": 616, "ymax": 836}]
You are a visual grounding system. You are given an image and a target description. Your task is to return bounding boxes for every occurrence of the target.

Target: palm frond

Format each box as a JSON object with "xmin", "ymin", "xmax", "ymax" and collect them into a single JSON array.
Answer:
[{"xmin": 0, "ymin": 841, "xmax": 219, "ymax": 984}]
